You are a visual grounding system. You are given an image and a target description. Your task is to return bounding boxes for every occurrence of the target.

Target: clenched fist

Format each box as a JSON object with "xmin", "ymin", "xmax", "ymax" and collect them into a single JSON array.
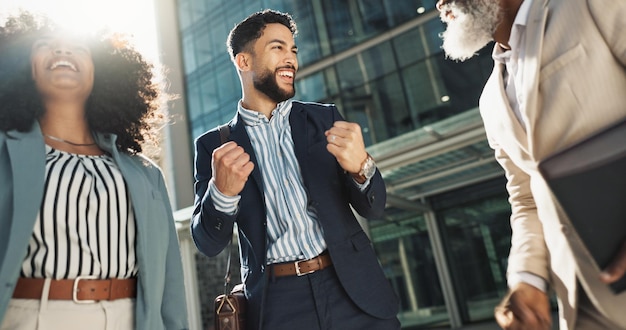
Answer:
[
  {"xmin": 212, "ymin": 141, "xmax": 254, "ymax": 196},
  {"xmin": 325, "ymin": 121, "xmax": 368, "ymax": 176}
]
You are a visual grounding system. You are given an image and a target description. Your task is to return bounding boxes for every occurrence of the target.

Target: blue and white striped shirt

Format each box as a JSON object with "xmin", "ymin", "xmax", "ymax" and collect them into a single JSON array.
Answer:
[{"xmin": 210, "ymin": 100, "xmax": 327, "ymax": 264}]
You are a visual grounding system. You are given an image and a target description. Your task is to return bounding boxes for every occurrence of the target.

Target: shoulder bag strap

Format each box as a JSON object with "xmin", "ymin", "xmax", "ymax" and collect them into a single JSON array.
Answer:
[{"xmin": 217, "ymin": 124, "xmax": 235, "ymax": 295}]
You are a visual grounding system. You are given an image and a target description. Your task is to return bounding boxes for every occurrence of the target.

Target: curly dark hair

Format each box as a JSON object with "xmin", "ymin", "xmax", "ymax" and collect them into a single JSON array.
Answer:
[
  {"xmin": 227, "ymin": 9, "xmax": 297, "ymax": 61},
  {"xmin": 0, "ymin": 11, "xmax": 167, "ymax": 154}
]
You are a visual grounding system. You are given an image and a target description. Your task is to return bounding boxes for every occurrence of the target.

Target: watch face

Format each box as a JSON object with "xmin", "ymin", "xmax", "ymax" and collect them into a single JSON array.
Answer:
[{"xmin": 362, "ymin": 156, "xmax": 376, "ymax": 178}]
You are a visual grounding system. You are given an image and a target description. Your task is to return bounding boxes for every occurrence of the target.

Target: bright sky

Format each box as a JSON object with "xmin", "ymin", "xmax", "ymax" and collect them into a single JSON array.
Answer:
[{"xmin": 0, "ymin": 0, "xmax": 159, "ymax": 61}]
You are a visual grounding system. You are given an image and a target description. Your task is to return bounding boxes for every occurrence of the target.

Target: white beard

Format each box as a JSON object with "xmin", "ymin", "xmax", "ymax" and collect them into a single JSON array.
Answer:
[{"xmin": 439, "ymin": 0, "xmax": 502, "ymax": 61}]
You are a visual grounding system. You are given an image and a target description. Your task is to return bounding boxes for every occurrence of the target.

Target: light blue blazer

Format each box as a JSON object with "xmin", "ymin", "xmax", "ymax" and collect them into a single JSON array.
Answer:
[{"xmin": 0, "ymin": 122, "xmax": 188, "ymax": 330}]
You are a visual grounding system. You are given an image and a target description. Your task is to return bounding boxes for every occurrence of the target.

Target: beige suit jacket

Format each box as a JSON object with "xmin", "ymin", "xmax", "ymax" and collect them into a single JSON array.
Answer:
[{"xmin": 478, "ymin": 0, "xmax": 626, "ymax": 328}]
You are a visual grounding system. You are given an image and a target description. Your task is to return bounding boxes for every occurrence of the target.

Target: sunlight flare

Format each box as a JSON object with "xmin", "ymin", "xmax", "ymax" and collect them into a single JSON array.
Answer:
[{"xmin": 1, "ymin": 0, "xmax": 158, "ymax": 60}]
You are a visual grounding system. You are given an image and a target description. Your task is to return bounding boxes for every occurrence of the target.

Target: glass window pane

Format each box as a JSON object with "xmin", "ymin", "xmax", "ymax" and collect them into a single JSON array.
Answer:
[
  {"xmin": 270, "ymin": 1, "xmax": 322, "ymax": 65},
  {"xmin": 362, "ymin": 41, "xmax": 397, "ymax": 81},
  {"xmin": 336, "ymin": 54, "xmax": 366, "ymax": 90},
  {"xmin": 190, "ymin": 0, "xmax": 207, "ymax": 24},
  {"xmin": 209, "ymin": 18, "xmax": 229, "ymax": 57},
  {"xmin": 357, "ymin": 0, "xmax": 389, "ymax": 36},
  {"xmin": 383, "ymin": 0, "xmax": 432, "ymax": 26},
  {"xmin": 186, "ymin": 79, "xmax": 202, "ymax": 122},
  {"xmin": 374, "ymin": 73, "xmax": 412, "ymax": 140},
  {"xmin": 200, "ymin": 72, "xmax": 218, "ymax": 115},
  {"xmin": 296, "ymin": 71, "xmax": 327, "ymax": 102},
  {"xmin": 194, "ymin": 24, "xmax": 214, "ymax": 68},
  {"xmin": 335, "ymin": 42, "xmax": 398, "ymax": 95},
  {"xmin": 436, "ymin": 183, "xmax": 511, "ymax": 323},
  {"xmin": 321, "ymin": 0, "xmax": 355, "ymax": 52},
  {"xmin": 394, "ymin": 18, "xmax": 446, "ymax": 68},
  {"xmin": 422, "ymin": 17, "xmax": 447, "ymax": 56},
  {"xmin": 433, "ymin": 48, "xmax": 493, "ymax": 115},
  {"xmin": 341, "ymin": 73, "xmax": 410, "ymax": 145},
  {"xmin": 394, "ymin": 27, "xmax": 428, "ymax": 67},
  {"xmin": 182, "ymin": 35, "xmax": 197, "ymax": 74},
  {"xmin": 216, "ymin": 65, "xmax": 238, "ymax": 106},
  {"xmin": 401, "ymin": 58, "xmax": 448, "ymax": 126},
  {"xmin": 371, "ymin": 212, "xmax": 449, "ymax": 328},
  {"xmin": 177, "ymin": 0, "xmax": 192, "ymax": 30},
  {"xmin": 323, "ymin": 66, "xmax": 340, "ymax": 98}
]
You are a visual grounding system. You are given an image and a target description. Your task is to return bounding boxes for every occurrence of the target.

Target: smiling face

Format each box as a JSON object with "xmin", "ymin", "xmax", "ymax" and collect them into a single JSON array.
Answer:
[
  {"xmin": 437, "ymin": 0, "xmax": 502, "ymax": 61},
  {"xmin": 248, "ymin": 23, "xmax": 298, "ymax": 103},
  {"xmin": 30, "ymin": 33, "xmax": 94, "ymax": 101}
]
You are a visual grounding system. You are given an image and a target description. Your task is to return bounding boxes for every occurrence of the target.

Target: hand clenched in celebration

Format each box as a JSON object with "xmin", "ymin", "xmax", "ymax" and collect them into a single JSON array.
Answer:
[
  {"xmin": 325, "ymin": 121, "xmax": 368, "ymax": 175},
  {"xmin": 212, "ymin": 141, "xmax": 255, "ymax": 196}
]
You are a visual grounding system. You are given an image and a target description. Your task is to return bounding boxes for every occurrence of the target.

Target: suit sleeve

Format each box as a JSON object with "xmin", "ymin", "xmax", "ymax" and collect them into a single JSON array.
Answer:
[
  {"xmin": 492, "ymin": 144, "xmax": 550, "ymax": 282},
  {"xmin": 190, "ymin": 134, "xmax": 235, "ymax": 257},
  {"xmin": 330, "ymin": 106, "xmax": 387, "ymax": 219},
  {"xmin": 588, "ymin": 0, "xmax": 626, "ymax": 67},
  {"xmin": 345, "ymin": 169, "xmax": 386, "ymax": 219},
  {"xmin": 155, "ymin": 170, "xmax": 189, "ymax": 330}
]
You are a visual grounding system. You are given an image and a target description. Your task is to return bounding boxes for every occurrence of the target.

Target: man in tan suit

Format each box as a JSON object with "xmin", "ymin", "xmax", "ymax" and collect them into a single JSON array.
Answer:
[{"xmin": 436, "ymin": 0, "xmax": 626, "ymax": 329}]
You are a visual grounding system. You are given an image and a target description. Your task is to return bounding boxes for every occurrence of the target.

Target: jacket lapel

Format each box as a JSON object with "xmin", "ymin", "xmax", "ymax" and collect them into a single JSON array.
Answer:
[
  {"xmin": 481, "ymin": 61, "xmax": 530, "ymax": 154},
  {"xmin": 229, "ymin": 115, "xmax": 264, "ymax": 196},
  {"xmin": 95, "ymin": 133, "xmax": 150, "ymax": 241},
  {"xmin": 289, "ymin": 102, "xmax": 308, "ymax": 181},
  {"xmin": 6, "ymin": 125, "xmax": 46, "ymax": 245},
  {"xmin": 521, "ymin": 0, "xmax": 549, "ymax": 156}
]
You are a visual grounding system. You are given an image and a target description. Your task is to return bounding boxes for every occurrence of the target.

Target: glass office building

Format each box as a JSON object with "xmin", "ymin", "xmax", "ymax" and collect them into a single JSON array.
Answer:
[{"xmin": 161, "ymin": 0, "xmax": 515, "ymax": 328}]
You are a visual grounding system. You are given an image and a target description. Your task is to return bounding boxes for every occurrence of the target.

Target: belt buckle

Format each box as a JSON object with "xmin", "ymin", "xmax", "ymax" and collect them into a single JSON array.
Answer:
[
  {"xmin": 295, "ymin": 259, "xmax": 314, "ymax": 276},
  {"xmin": 72, "ymin": 275, "xmax": 99, "ymax": 304}
]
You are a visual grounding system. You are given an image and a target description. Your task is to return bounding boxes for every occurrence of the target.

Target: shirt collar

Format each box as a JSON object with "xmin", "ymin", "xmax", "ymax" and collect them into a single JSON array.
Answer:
[
  {"xmin": 237, "ymin": 99, "xmax": 293, "ymax": 126},
  {"xmin": 514, "ymin": 0, "xmax": 533, "ymax": 28},
  {"xmin": 493, "ymin": 0, "xmax": 533, "ymax": 62}
]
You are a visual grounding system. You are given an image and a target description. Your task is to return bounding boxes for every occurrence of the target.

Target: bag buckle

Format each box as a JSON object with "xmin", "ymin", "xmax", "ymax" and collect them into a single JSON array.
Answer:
[
  {"xmin": 216, "ymin": 295, "xmax": 238, "ymax": 314},
  {"xmin": 295, "ymin": 259, "xmax": 314, "ymax": 276},
  {"xmin": 72, "ymin": 275, "xmax": 99, "ymax": 304}
]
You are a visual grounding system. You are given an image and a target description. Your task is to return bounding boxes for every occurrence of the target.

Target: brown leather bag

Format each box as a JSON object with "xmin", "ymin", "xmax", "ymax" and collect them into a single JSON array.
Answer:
[{"xmin": 214, "ymin": 283, "xmax": 246, "ymax": 330}]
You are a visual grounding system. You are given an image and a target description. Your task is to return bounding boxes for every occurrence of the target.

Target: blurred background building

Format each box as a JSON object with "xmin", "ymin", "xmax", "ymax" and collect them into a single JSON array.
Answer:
[{"xmin": 152, "ymin": 0, "xmax": 514, "ymax": 329}]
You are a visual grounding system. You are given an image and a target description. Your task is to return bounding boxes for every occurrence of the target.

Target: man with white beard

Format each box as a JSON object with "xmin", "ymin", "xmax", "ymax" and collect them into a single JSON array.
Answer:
[{"xmin": 436, "ymin": 0, "xmax": 626, "ymax": 329}]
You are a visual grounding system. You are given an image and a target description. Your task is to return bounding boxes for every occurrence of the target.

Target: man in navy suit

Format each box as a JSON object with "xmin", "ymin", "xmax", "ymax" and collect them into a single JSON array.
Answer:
[{"xmin": 191, "ymin": 9, "xmax": 400, "ymax": 330}]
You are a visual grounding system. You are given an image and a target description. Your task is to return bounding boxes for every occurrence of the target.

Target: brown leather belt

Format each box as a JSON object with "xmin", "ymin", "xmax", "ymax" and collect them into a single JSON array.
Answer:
[
  {"xmin": 271, "ymin": 253, "xmax": 333, "ymax": 277},
  {"xmin": 12, "ymin": 277, "xmax": 137, "ymax": 303}
]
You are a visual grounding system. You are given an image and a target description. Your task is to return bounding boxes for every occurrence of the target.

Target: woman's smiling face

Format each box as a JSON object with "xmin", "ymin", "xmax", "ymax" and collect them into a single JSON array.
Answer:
[{"xmin": 30, "ymin": 33, "xmax": 94, "ymax": 100}]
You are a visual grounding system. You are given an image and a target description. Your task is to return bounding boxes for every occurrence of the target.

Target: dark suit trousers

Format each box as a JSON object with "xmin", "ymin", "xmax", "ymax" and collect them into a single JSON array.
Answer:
[{"xmin": 261, "ymin": 265, "xmax": 400, "ymax": 330}]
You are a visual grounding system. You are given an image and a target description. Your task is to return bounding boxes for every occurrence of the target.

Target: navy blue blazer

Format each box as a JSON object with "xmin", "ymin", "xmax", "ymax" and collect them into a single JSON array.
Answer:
[{"xmin": 191, "ymin": 101, "xmax": 399, "ymax": 329}]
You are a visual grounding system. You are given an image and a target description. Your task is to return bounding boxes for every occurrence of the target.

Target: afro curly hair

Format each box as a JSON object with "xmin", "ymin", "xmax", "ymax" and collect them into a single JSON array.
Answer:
[{"xmin": 0, "ymin": 11, "xmax": 169, "ymax": 154}]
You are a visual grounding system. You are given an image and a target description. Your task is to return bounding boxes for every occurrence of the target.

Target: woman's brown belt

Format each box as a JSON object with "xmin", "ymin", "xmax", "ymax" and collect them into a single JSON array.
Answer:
[{"xmin": 12, "ymin": 277, "xmax": 137, "ymax": 303}]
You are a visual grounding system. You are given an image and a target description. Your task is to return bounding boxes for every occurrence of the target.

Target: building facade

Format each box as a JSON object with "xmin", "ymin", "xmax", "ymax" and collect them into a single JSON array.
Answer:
[{"xmin": 154, "ymin": 0, "xmax": 515, "ymax": 328}]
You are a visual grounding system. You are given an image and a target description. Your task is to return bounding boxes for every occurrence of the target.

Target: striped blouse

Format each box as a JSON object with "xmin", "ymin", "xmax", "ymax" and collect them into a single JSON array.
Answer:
[{"xmin": 20, "ymin": 146, "xmax": 138, "ymax": 280}]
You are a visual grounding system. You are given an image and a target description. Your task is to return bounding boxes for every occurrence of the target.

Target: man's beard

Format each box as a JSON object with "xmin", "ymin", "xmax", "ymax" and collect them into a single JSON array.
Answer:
[
  {"xmin": 439, "ymin": 0, "xmax": 502, "ymax": 61},
  {"xmin": 253, "ymin": 68, "xmax": 295, "ymax": 103}
]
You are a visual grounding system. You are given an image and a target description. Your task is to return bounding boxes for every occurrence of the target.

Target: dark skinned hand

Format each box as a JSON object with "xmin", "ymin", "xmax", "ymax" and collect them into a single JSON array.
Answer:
[
  {"xmin": 600, "ymin": 241, "xmax": 626, "ymax": 285},
  {"xmin": 494, "ymin": 282, "xmax": 552, "ymax": 330}
]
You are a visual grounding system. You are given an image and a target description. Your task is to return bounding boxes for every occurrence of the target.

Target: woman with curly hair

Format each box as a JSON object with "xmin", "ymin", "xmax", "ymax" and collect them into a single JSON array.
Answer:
[{"xmin": 0, "ymin": 12, "xmax": 188, "ymax": 330}]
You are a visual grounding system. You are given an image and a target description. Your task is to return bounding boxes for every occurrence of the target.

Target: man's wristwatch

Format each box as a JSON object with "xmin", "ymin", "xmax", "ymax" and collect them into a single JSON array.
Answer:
[{"xmin": 352, "ymin": 153, "xmax": 376, "ymax": 183}]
